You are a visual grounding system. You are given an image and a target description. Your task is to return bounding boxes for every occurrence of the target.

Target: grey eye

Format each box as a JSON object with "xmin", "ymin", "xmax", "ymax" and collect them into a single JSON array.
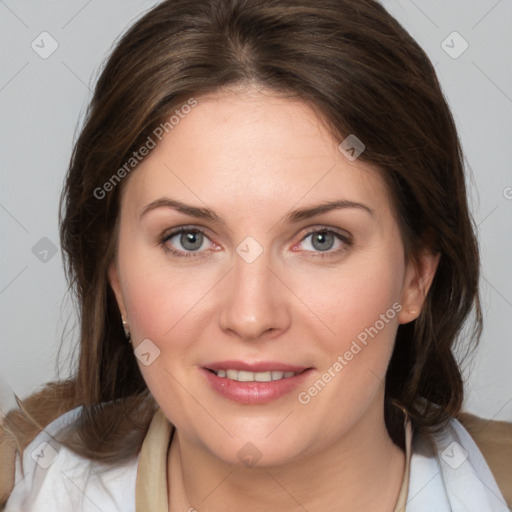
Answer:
[
  {"xmin": 310, "ymin": 231, "xmax": 336, "ymax": 251},
  {"xmin": 180, "ymin": 230, "xmax": 204, "ymax": 251}
]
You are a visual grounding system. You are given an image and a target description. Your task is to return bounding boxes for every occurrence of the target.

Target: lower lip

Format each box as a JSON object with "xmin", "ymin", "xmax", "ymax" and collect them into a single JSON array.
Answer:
[{"xmin": 201, "ymin": 368, "xmax": 313, "ymax": 405}]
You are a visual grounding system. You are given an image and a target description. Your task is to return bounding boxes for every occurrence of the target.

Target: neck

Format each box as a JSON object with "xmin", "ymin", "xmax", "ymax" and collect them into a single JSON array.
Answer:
[{"xmin": 168, "ymin": 395, "xmax": 405, "ymax": 512}]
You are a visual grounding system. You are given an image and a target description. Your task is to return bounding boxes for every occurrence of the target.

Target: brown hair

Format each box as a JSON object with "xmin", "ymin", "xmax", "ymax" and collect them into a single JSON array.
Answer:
[{"xmin": 2, "ymin": 0, "xmax": 481, "ymax": 482}]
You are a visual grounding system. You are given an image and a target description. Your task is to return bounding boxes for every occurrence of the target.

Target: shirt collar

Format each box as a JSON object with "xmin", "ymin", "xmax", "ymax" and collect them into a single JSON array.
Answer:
[{"xmin": 135, "ymin": 407, "xmax": 173, "ymax": 511}]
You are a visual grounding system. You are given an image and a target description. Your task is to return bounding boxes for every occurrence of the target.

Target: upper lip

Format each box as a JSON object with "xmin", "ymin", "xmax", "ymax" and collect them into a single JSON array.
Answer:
[{"xmin": 203, "ymin": 360, "xmax": 310, "ymax": 373}]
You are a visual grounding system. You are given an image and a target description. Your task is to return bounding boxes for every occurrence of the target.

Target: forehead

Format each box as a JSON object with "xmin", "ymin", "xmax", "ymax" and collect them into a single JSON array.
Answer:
[{"xmin": 121, "ymin": 88, "xmax": 392, "ymax": 221}]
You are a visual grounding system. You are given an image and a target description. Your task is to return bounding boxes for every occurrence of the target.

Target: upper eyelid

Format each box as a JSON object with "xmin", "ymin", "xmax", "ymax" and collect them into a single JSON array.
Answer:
[
  {"xmin": 162, "ymin": 225, "xmax": 212, "ymax": 239},
  {"xmin": 300, "ymin": 225, "xmax": 351, "ymax": 239}
]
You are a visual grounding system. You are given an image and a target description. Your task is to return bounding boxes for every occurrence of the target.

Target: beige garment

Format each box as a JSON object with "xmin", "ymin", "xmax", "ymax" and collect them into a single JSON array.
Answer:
[
  {"xmin": 135, "ymin": 408, "xmax": 413, "ymax": 512},
  {"xmin": 135, "ymin": 408, "xmax": 173, "ymax": 511}
]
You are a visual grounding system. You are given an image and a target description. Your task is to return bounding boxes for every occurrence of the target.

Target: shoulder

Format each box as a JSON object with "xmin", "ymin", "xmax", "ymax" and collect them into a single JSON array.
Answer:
[
  {"xmin": 456, "ymin": 411, "xmax": 512, "ymax": 508},
  {"xmin": 408, "ymin": 412, "xmax": 511, "ymax": 511},
  {"xmin": 3, "ymin": 406, "xmax": 140, "ymax": 512}
]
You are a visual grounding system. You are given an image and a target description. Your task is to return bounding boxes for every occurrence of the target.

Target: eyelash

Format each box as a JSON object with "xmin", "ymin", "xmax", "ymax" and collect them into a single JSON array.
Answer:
[{"xmin": 160, "ymin": 226, "xmax": 353, "ymax": 259}]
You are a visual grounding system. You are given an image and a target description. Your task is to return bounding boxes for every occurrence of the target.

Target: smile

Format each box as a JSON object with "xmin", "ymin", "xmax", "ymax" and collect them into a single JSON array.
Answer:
[
  {"xmin": 208, "ymin": 369, "xmax": 299, "ymax": 381},
  {"xmin": 201, "ymin": 362, "xmax": 313, "ymax": 404}
]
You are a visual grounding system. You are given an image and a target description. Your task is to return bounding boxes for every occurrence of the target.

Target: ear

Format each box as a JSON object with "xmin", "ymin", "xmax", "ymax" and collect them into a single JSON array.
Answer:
[
  {"xmin": 108, "ymin": 260, "xmax": 127, "ymax": 319},
  {"xmin": 398, "ymin": 249, "xmax": 441, "ymax": 325}
]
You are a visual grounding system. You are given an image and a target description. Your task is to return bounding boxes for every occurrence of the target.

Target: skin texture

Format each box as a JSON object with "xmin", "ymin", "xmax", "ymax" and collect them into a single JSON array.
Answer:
[{"xmin": 109, "ymin": 86, "xmax": 439, "ymax": 511}]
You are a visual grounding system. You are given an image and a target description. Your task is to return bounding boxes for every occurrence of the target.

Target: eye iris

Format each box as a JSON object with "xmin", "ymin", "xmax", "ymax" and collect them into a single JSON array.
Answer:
[
  {"xmin": 312, "ymin": 231, "xmax": 335, "ymax": 251},
  {"xmin": 181, "ymin": 231, "xmax": 203, "ymax": 251}
]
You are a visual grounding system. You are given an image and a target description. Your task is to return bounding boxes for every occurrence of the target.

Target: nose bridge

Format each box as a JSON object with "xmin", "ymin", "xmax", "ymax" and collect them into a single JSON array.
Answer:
[{"xmin": 218, "ymin": 240, "xmax": 289, "ymax": 339}]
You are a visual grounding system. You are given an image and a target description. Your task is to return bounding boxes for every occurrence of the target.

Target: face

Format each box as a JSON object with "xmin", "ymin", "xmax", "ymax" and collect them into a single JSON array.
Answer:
[{"xmin": 109, "ymin": 86, "xmax": 437, "ymax": 467}]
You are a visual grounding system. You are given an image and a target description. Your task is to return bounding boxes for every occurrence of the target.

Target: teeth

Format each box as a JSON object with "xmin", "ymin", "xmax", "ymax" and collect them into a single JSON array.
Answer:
[
  {"xmin": 213, "ymin": 369, "xmax": 298, "ymax": 381},
  {"xmin": 238, "ymin": 371, "xmax": 255, "ymax": 382},
  {"xmin": 255, "ymin": 371, "xmax": 272, "ymax": 382},
  {"xmin": 226, "ymin": 369, "xmax": 238, "ymax": 380}
]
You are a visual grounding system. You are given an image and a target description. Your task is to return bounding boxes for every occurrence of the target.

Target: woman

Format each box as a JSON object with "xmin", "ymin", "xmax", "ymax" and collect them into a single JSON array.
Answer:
[{"xmin": 1, "ymin": 0, "xmax": 510, "ymax": 510}]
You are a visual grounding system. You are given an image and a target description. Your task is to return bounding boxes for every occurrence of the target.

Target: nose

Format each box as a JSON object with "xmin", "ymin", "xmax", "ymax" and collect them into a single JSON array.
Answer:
[{"xmin": 218, "ymin": 246, "xmax": 291, "ymax": 341}]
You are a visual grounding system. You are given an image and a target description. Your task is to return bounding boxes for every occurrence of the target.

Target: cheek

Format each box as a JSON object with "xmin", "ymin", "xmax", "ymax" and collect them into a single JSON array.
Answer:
[
  {"xmin": 291, "ymin": 256, "xmax": 404, "ymax": 437},
  {"xmin": 119, "ymin": 248, "xmax": 218, "ymax": 350},
  {"xmin": 293, "ymin": 252, "xmax": 404, "ymax": 351},
  {"xmin": 117, "ymin": 249, "xmax": 215, "ymax": 420}
]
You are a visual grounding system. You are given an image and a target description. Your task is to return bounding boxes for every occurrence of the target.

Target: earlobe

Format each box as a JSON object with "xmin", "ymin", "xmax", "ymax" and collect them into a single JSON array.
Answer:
[
  {"xmin": 108, "ymin": 262, "xmax": 131, "ymax": 342},
  {"xmin": 108, "ymin": 261, "xmax": 127, "ymax": 318},
  {"xmin": 398, "ymin": 250, "xmax": 441, "ymax": 324}
]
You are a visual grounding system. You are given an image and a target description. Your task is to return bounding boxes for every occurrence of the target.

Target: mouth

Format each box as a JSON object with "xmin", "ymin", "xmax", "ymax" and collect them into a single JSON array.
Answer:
[
  {"xmin": 201, "ymin": 361, "xmax": 314, "ymax": 404},
  {"xmin": 205, "ymin": 368, "xmax": 303, "ymax": 382}
]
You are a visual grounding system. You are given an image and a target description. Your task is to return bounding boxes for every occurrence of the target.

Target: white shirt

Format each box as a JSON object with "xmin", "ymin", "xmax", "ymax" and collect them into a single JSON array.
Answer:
[{"xmin": 4, "ymin": 407, "xmax": 138, "ymax": 511}]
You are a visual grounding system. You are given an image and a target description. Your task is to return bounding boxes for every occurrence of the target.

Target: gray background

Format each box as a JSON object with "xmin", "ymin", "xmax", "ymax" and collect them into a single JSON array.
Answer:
[{"xmin": 1, "ymin": 1, "xmax": 511, "ymax": 421}]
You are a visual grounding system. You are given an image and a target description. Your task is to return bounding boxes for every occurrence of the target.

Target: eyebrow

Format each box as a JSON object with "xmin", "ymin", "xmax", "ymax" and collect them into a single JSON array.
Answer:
[
  {"xmin": 139, "ymin": 198, "xmax": 374, "ymax": 223},
  {"xmin": 284, "ymin": 199, "xmax": 374, "ymax": 222}
]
